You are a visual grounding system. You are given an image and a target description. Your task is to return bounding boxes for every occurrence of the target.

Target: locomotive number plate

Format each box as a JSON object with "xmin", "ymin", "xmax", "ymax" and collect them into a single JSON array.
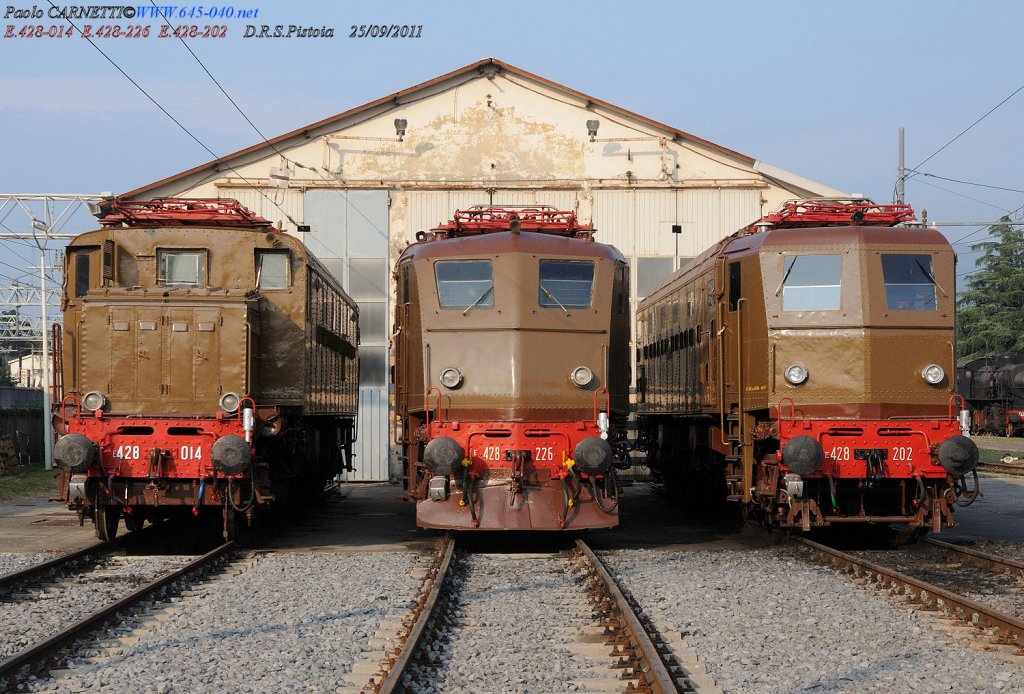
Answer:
[
  {"xmin": 112, "ymin": 445, "xmax": 141, "ymax": 460},
  {"xmin": 478, "ymin": 446, "xmax": 555, "ymax": 462}
]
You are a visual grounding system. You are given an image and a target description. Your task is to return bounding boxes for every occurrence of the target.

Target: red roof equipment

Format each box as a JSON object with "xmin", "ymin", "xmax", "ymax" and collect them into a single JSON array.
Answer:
[
  {"xmin": 428, "ymin": 205, "xmax": 592, "ymax": 239},
  {"xmin": 96, "ymin": 198, "xmax": 272, "ymax": 228},
  {"xmin": 758, "ymin": 199, "xmax": 917, "ymax": 229}
]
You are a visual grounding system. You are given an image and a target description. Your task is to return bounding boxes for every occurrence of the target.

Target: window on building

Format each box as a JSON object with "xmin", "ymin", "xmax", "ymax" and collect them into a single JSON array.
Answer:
[
  {"xmin": 256, "ymin": 250, "xmax": 290, "ymax": 290},
  {"xmin": 158, "ymin": 250, "xmax": 207, "ymax": 288},
  {"xmin": 539, "ymin": 260, "xmax": 595, "ymax": 308},
  {"xmin": 636, "ymin": 257, "xmax": 674, "ymax": 298},
  {"xmin": 781, "ymin": 255, "xmax": 842, "ymax": 311},
  {"xmin": 435, "ymin": 260, "xmax": 493, "ymax": 309},
  {"xmin": 882, "ymin": 254, "xmax": 938, "ymax": 311}
]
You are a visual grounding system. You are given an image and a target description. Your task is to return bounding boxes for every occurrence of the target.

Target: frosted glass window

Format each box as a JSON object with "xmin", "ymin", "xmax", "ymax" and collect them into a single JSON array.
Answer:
[
  {"xmin": 358, "ymin": 302, "xmax": 387, "ymax": 342},
  {"xmin": 321, "ymin": 258, "xmax": 344, "ymax": 285},
  {"xmin": 781, "ymin": 255, "xmax": 842, "ymax": 311},
  {"xmin": 348, "ymin": 258, "xmax": 387, "ymax": 299},
  {"xmin": 359, "ymin": 345, "xmax": 387, "ymax": 387},
  {"xmin": 636, "ymin": 257, "xmax": 674, "ymax": 297}
]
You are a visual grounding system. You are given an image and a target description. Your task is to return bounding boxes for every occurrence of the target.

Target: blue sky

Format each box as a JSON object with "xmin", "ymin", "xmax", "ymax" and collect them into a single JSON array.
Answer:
[{"xmin": 0, "ymin": 0, "xmax": 1022, "ymax": 273}]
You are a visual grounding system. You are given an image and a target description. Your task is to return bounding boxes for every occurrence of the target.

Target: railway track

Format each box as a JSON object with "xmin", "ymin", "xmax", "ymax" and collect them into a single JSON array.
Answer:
[
  {"xmin": 347, "ymin": 537, "xmax": 719, "ymax": 694},
  {"xmin": 0, "ymin": 541, "xmax": 234, "ymax": 687},
  {"xmin": 978, "ymin": 460, "xmax": 1024, "ymax": 476},
  {"xmin": 0, "ymin": 541, "xmax": 110, "ymax": 595},
  {"xmin": 795, "ymin": 536, "xmax": 1024, "ymax": 655}
]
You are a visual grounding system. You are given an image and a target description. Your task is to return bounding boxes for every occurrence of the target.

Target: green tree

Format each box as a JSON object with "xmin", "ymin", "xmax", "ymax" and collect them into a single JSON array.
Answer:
[{"xmin": 957, "ymin": 216, "xmax": 1024, "ymax": 359}]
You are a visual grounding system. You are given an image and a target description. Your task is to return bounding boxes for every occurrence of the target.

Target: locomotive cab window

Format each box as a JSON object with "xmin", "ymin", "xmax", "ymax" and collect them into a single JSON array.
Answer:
[
  {"xmin": 780, "ymin": 254, "xmax": 842, "ymax": 311},
  {"xmin": 435, "ymin": 260, "xmax": 493, "ymax": 310},
  {"xmin": 881, "ymin": 254, "xmax": 938, "ymax": 311},
  {"xmin": 539, "ymin": 260, "xmax": 594, "ymax": 308},
  {"xmin": 157, "ymin": 249, "xmax": 207, "ymax": 288},
  {"xmin": 256, "ymin": 250, "xmax": 290, "ymax": 290}
]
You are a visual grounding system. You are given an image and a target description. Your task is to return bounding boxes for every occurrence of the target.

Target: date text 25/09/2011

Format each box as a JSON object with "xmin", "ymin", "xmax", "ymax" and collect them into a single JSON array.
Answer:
[{"xmin": 241, "ymin": 24, "xmax": 423, "ymax": 39}]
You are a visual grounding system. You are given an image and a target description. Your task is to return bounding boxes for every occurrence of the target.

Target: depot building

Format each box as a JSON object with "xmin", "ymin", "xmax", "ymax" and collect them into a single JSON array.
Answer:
[{"xmin": 123, "ymin": 57, "xmax": 846, "ymax": 481}]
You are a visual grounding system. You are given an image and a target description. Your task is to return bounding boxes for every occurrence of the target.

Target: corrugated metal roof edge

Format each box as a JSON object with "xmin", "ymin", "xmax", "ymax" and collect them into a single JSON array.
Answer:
[{"xmin": 121, "ymin": 57, "xmax": 756, "ymax": 200}]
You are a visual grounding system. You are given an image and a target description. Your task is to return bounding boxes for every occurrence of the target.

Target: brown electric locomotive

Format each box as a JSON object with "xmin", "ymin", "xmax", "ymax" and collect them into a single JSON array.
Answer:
[
  {"xmin": 394, "ymin": 206, "xmax": 631, "ymax": 530},
  {"xmin": 636, "ymin": 200, "xmax": 980, "ymax": 533},
  {"xmin": 52, "ymin": 198, "xmax": 359, "ymax": 540}
]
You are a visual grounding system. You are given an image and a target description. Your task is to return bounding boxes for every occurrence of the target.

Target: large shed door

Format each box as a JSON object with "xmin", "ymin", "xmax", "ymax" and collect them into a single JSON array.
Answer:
[{"xmin": 304, "ymin": 189, "xmax": 390, "ymax": 481}]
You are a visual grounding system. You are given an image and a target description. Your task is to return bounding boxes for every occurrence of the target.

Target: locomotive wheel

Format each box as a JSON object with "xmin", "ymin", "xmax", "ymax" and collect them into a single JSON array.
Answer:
[{"xmin": 95, "ymin": 504, "xmax": 120, "ymax": 542}]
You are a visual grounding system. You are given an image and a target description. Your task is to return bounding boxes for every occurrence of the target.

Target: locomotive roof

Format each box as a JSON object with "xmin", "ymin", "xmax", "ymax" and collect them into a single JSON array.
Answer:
[
  {"xmin": 399, "ymin": 229, "xmax": 624, "ymax": 263},
  {"xmin": 643, "ymin": 223, "xmax": 951, "ymax": 305},
  {"xmin": 70, "ymin": 224, "xmax": 356, "ymax": 307}
]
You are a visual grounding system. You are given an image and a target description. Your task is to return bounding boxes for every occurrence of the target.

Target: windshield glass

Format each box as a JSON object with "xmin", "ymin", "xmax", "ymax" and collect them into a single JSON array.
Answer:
[
  {"xmin": 435, "ymin": 260, "xmax": 494, "ymax": 309},
  {"xmin": 539, "ymin": 260, "xmax": 595, "ymax": 308},
  {"xmin": 781, "ymin": 254, "xmax": 842, "ymax": 311},
  {"xmin": 882, "ymin": 254, "xmax": 937, "ymax": 310}
]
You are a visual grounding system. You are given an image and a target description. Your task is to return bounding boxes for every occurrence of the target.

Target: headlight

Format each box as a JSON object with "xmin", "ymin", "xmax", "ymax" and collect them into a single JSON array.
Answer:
[
  {"xmin": 570, "ymin": 366, "xmax": 594, "ymax": 388},
  {"xmin": 784, "ymin": 363, "xmax": 808, "ymax": 385},
  {"xmin": 921, "ymin": 364, "xmax": 945, "ymax": 385},
  {"xmin": 219, "ymin": 392, "xmax": 241, "ymax": 414},
  {"xmin": 440, "ymin": 367, "xmax": 463, "ymax": 389},
  {"xmin": 82, "ymin": 391, "xmax": 108, "ymax": 412}
]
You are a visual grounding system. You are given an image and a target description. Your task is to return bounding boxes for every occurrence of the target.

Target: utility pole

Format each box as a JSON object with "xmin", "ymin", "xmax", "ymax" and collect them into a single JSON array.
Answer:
[{"xmin": 897, "ymin": 127, "xmax": 906, "ymax": 205}]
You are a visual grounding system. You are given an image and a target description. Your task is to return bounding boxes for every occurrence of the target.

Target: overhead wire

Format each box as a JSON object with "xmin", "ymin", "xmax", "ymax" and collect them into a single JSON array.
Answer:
[
  {"xmin": 911, "ymin": 171, "xmax": 1024, "ymax": 195},
  {"xmin": 912, "ymin": 178, "xmax": 1013, "ymax": 213},
  {"xmin": 145, "ymin": 0, "xmax": 385, "ymax": 261},
  {"xmin": 45, "ymin": 0, "xmax": 306, "ymax": 233},
  {"xmin": 911, "ymin": 80, "xmax": 1024, "ymax": 171}
]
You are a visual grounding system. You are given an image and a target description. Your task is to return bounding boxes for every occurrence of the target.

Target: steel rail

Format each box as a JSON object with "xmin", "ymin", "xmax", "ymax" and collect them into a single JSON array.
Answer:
[
  {"xmin": 377, "ymin": 536, "xmax": 455, "ymax": 694},
  {"xmin": 0, "ymin": 541, "xmax": 234, "ymax": 683},
  {"xmin": 978, "ymin": 462, "xmax": 1024, "ymax": 477},
  {"xmin": 576, "ymin": 540, "xmax": 681, "ymax": 694},
  {"xmin": 796, "ymin": 537, "xmax": 1024, "ymax": 650},
  {"xmin": 923, "ymin": 537, "xmax": 1024, "ymax": 578},
  {"xmin": 0, "ymin": 541, "xmax": 109, "ymax": 593}
]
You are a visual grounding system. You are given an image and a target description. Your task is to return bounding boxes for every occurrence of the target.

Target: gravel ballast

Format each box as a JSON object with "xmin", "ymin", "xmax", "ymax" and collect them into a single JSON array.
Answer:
[
  {"xmin": 23, "ymin": 551, "xmax": 424, "ymax": 693},
  {"xmin": 2, "ymin": 554, "xmax": 191, "ymax": 660},
  {"xmin": 0, "ymin": 552, "xmax": 55, "ymax": 576},
  {"xmin": 403, "ymin": 553, "xmax": 616, "ymax": 693},
  {"xmin": 604, "ymin": 547, "xmax": 1021, "ymax": 693}
]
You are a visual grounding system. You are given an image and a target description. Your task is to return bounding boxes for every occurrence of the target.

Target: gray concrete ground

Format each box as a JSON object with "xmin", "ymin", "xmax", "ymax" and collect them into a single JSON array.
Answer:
[{"xmin": 0, "ymin": 495, "xmax": 93, "ymax": 553}]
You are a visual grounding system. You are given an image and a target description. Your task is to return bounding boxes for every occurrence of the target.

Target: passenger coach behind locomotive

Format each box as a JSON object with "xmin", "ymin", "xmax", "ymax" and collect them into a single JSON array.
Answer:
[
  {"xmin": 394, "ymin": 207, "xmax": 631, "ymax": 530},
  {"xmin": 637, "ymin": 200, "xmax": 980, "ymax": 533},
  {"xmin": 52, "ymin": 199, "xmax": 359, "ymax": 540},
  {"xmin": 956, "ymin": 352, "xmax": 1024, "ymax": 436}
]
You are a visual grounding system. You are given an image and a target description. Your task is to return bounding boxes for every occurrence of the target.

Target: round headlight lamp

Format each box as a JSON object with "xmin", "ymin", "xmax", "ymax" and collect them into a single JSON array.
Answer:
[
  {"xmin": 439, "ymin": 367, "xmax": 463, "ymax": 389},
  {"xmin": 219, "ymin": 392, "xmax": 241, "ymax": 414},
  {"xmin": 570, "ymin": 366, "xmax": 594, "ymax": 388},
  {"xmin": 82, "ymin": 391, "xmax": 108, "ymax": 412},
  {"xmin": 921, "ymin": 364, "xmax": 945, "ymax": 385},
  {"xmin": 784, "ymin": 363, "xmax": 808, "ymax": 386}
]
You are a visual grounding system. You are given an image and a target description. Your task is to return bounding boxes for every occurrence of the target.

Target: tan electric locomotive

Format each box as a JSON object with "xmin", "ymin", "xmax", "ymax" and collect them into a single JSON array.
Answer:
[
  {"xmin": 394, "ymin": 206, "xmax": 631, "ymax": 530},
  {"xmin": 52, "ymin": 198, "xmax": 359, "ymax": 540},
  {"xmin": 636, "ymin": 200, "xmax": 979, "ymax": 533}
]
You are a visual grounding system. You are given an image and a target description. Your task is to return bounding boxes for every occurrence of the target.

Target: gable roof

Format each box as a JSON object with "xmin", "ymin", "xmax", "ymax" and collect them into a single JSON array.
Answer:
[{"xmin": 122, "ymin": 58, "xmax": 759, "ymax": 200}]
